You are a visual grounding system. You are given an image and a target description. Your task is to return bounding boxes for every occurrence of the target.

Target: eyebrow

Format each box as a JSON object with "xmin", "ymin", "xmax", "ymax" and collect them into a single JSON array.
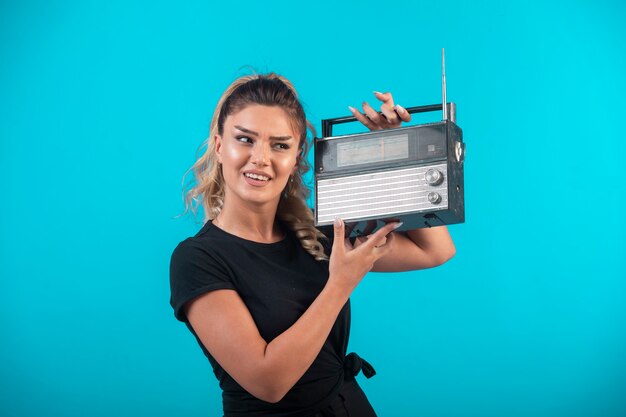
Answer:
[{"xmin": 234, "ymin": 125, "xmax": 293, "ymax": 141}]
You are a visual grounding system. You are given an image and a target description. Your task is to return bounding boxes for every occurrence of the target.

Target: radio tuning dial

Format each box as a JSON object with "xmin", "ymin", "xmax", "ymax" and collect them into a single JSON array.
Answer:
[
  {"xmin": 425, "ymin": 169, "xmax": 444, "ymax": 186},
  {"xmin": 428, "ymin": 192, "xmax": 442, "ymax": 204}
]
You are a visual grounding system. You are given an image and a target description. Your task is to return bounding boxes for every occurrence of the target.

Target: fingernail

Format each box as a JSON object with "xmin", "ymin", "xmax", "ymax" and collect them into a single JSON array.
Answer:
[
  {"xmin": 334, "ymin": 217, "xmax": 342, "ymax": 227},
  {"xmin": 394, "ymin": 104, "xmax": 405, "ymax": 114},
  {"xmin": 393, "ymin": 222, "xmax": 403, "ymax": 229},
  {"xmin": 373, "ymin": 91, "xmax": 383, "ymax": 95},
  {"xmin": 348, "ymin": 106, "xmax": 356, "ymax": 113}
]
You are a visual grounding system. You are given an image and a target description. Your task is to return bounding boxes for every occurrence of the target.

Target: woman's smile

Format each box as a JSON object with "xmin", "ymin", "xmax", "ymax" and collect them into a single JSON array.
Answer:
[{"xmin": 243, "ymin": 170, "xmax": 272, "ymax": 186}]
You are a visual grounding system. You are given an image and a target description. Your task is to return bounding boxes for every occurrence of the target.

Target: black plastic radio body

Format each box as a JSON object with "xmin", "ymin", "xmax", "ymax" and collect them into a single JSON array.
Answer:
[{"xmin": 314, "ymin": 104, "xmax": 465, "ymax": 238}]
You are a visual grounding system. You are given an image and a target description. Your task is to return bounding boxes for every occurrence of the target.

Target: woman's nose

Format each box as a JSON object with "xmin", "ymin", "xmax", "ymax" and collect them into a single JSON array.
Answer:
[{"xmin": 251, "ymin": 142, "xmax": 270, "ymax": 166}]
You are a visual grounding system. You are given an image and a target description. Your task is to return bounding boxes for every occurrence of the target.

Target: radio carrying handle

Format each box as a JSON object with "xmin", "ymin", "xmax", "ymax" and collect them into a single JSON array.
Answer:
[{"xmin": 321, "ymin": 103, "xmax": 455, "ymax": 138}]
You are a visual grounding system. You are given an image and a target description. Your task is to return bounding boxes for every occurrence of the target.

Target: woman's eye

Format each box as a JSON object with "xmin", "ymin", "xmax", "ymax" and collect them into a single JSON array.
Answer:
[
  {"xmin": 236, "ymin": 136, "xmax": 252, "ymax": 144},
  {"xmin": 274, "ymin": 143, "xmax": 290, "ymax": 150}
]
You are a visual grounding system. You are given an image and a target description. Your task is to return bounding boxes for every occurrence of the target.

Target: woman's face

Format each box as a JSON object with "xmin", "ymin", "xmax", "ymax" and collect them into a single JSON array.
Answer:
[{"xmin": 215, "ymin": 104, "xmax": 301, "ymax": 209}]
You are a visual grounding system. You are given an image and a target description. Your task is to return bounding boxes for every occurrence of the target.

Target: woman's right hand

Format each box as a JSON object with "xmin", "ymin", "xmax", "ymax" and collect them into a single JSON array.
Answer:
[{"xmin": 327, "ymin": 218, "xmax": 402, "ymax": 293}]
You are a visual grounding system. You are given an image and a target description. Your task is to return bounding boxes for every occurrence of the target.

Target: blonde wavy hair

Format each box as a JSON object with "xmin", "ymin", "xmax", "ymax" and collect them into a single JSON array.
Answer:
[{"xmin": 181, "ymin": 73, "xmax": 329, "ymax": 261}]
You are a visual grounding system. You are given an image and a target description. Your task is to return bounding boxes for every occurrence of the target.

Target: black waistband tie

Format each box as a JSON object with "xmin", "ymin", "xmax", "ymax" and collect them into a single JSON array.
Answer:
[{"xmin": 343, "ymin": 352, "xmax": 376, "ymax": 379}]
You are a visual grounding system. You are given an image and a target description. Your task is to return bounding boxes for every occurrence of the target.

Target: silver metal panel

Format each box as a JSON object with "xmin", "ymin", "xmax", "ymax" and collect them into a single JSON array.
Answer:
[{"xmin": 317, "ymin": 163, "xmax": 449, "ymax": 225}]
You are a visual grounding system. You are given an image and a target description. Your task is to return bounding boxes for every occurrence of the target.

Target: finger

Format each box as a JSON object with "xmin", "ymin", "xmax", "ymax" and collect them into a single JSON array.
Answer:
[
  {"xmin": 362, "ymin": 101, "xmax": 384, "ymax": 126},
  {"xmin": 374, "ymin": 91, "xmax": 398, "ymax": 125},
  {"xmin": 374, "ymin": 235, "xmax": 395, "ymax": 258},
  {"xmin": 384, "ymin": 229, "xmax": 395, "ymax": 247},
  {"xmin": 332, "ymin": 218, "xmax": 346, "ymax": 254},
  {"xmin": 380, "ymin": 105, "xmax": 400, "ymax": 126},
  {"xmin": 372, "ymin": 231, "xmax": 396, "ymax": 257},
  {"xmin": 358, "ymin": 234, "xmax": 387, "ymax": 247},
  {"xmin": 362, "ymin": 221, "xmax": 403, "ymax": 250},
  {"xmin": 353, "ymin": 236, "xmax": 367, "ymax": 249},
  {"xmin": 348, "ymin": 106, "xmax": 377, "ymax": 131},
  {"xmin": 372, "ymin": 235, "xmax": 387, "ymax": 248},
  {"xmin": 373, "ymin": 91, "xmax": 394, "ymax": 106},
  {"xmin": 394, "ymin": 104, "xmax": 412, "ymax": 123}
]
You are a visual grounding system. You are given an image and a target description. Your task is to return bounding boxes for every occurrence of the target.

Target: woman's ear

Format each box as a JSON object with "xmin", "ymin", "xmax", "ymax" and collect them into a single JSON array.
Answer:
[{"xmin": 215, "ymin": 134, "xmax": 223, "ymax": 164}]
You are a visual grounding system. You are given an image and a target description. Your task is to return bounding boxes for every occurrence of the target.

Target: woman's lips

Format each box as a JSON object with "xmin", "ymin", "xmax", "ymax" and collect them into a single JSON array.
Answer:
[{"xmin": 243, "ymin": 173, "xmax": 271, "ymax": 187}]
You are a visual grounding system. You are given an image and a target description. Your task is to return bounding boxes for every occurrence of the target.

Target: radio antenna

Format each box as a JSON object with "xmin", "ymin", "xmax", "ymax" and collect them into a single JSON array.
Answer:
[{"xmin": 442, "ymin": 48, "xmax": 447, "ymax": 121}]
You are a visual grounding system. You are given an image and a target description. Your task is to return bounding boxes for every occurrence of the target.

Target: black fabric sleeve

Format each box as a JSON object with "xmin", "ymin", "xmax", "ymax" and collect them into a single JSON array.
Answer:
[{"xmin": 169, "ymin": 240, "xmax": 236, "ymax": 322}]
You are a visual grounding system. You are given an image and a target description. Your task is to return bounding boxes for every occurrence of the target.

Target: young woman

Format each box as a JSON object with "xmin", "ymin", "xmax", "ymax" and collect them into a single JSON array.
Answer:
[{"xmin": 170, "ymin": 73, "xmax": 456, "ymax": 416}]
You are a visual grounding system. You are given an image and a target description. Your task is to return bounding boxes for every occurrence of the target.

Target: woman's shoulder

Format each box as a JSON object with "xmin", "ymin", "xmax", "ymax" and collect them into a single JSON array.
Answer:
[
  {"xmin": 170, "ymin": 222, "xmax": 227, "ymax": 264},
  {"xmin": 169, "ymin": 228, "xmax": 237, "ymax": 323},
  {"xmin": 169, "ymin": 223, "xmax": 237, "ymax": 287}
]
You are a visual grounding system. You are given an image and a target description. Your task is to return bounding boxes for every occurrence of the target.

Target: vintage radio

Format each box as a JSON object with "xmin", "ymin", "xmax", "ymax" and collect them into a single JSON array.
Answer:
[{"xmin": 314, "ymin": 50, "xmax": 465, "ymax": 238}]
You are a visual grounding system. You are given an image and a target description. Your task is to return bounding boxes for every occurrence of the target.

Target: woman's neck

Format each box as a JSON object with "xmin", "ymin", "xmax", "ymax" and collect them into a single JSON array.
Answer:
[{"xmin": 212, "ymin": 199, "xmax": 284, "ymax": 243}]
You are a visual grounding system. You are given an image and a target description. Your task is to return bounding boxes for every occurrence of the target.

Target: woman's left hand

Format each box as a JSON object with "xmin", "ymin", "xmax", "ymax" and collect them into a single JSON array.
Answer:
[{"xmin": 349, "ymin": 91, "xmax": 412, "ymax": 131}]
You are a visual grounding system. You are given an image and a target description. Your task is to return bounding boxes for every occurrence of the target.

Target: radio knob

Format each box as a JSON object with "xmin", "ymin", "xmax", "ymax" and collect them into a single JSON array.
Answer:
[
  {"xmin": 425, "ymin": 169, "xmax": 444, "ymax": 186},
  {"xmin": 428, "ymin": 192, "xmax": 442, "ymax": 204}
]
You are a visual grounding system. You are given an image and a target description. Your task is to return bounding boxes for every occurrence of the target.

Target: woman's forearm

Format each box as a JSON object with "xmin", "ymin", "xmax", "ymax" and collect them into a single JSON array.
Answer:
[
  {"xmin": 405, "ymin": 225, "xmax": 456, "ymax": 265},
  {"xmin": 260, "ymin": 280, "xmax": 351, "ymax": 402}
]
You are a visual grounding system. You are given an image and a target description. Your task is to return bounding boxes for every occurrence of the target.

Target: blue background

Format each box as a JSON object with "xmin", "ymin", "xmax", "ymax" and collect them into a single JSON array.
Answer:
[{"xmin": 1, "ymin": 0, "xmax": 625, "ymax": 416}]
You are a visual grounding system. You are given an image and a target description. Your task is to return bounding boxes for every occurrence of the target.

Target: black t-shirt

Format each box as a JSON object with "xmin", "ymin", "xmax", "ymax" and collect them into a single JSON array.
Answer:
[{"xmin": 169, "ymin": 221, "xmax": 351, "ymax": 416}]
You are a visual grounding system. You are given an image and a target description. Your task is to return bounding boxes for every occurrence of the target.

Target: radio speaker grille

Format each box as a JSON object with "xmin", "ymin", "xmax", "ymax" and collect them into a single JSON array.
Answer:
[{"xmin": 316, "ymin": 164, "xmax": 448, "ymax": 225}]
